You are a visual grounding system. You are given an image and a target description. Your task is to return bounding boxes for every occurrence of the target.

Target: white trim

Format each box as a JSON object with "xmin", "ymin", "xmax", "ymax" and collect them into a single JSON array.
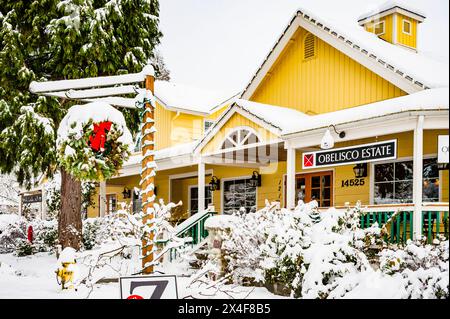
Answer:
[
  {"xmin": 402, "ymin": 19, "xmax": 412, "ymax": 35},
  {"xmin": 169, "ymin": 169, "xmax": 213, "ymax": 181},
  {"xmin": 220, "ymin": 175, "xmax": 257, "ymax": 214},
  {"xmin": 374, "ymin": 21, "xmax": 386, "ymax": 36},
  {"xmin": 358, "ymin": 7, "xmax": 426, "ymax": 25},
  {"xmin": 369, "ymin": 154, "xmax": 439, "ymax": 205},
  {"xmin": 241, "ymin": 11, "xmax": 426, "ymax": 100}
]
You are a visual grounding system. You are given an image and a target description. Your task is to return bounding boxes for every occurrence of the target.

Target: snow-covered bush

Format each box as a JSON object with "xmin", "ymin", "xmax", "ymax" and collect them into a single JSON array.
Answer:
[
  {"xmin": 211, "ymin": 201, "xmax": 383, "ymax": 298},
  {"xmin": 379, "ymin": 239, "xmax": 449, "ymax": 298}
]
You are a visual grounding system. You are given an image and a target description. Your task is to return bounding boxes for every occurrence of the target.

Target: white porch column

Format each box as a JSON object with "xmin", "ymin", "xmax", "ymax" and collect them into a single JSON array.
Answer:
[
  {"xmin": 198, "ymin": 158, "xmax": 206, "ymax": 213},
  {"xmin": 99, "ymin": 181, "xmax": 107, "ymax": 217},
  {"xmin": 412, "ymin": 116, "xmax": 424, "ymax": 240},
  {"xmin": 286, "ymin": 146, "xmax": 296, "ymax": 210}
]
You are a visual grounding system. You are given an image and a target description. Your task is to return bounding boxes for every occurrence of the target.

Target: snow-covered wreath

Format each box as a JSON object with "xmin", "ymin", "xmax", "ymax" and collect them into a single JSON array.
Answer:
[{"xmin": 56, "ymin": 102, "xmax": 133, "ymax": 181}]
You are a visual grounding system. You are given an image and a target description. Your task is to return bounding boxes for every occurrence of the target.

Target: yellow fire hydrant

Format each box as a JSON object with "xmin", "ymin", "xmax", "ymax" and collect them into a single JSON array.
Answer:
[{"xmin": 55, "ymin": 247, "xmax": 77, "ymax": 290}]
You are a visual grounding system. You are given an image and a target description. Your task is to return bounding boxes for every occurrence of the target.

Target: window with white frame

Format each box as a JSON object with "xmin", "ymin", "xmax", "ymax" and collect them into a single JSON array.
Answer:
[
  {"xmin": 189, "ymin": 186, "xmax": 212, "ymax": 215},
  {"xmin": 373, "ymin": 158, "xmax": 440, "ymax": 204},
  {"xmin": 204, "ymin": 120, "xmax": 214, "ymax": 133},
  {"xmin": 221, "ymin": 128, "xmax": 260, "ymax": 150},
  {"xmin": 374, "ymin": 21, "xmax": 385, "ymax": 36},
  {"xmin": 223, "ymin": 178, "xmax": 257, "ymax": 215},
  {"xmin": 402, "ymin": 19, "xmax": 411, "ymax": 35}
]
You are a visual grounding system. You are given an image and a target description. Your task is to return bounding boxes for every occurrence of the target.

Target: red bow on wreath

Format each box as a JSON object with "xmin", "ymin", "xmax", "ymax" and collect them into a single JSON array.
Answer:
[{"xmin": 89, "ymin": 121, "xmax": 112, "ymax": 152}]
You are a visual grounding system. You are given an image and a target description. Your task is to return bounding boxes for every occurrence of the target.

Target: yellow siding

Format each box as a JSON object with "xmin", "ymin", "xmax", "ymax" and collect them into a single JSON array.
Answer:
[
  {"xmin": 170, "ymin": 113, "xmax": 204, "ymax": 144},
  {"xmin": 201, "ymin": 112, "xmax": 279, "ymax": 155},
  {"xmin": 251, "ymin": 26, "xmax": 406, "ymax": 114},
  {"xmin": 208, "ymin": 104, "xmax": 230, "ymax": 121},
  {"xmin": 396, "ymin": 13, "xmax": 418, "ymax": 49},
  {"xmin": 154, "ymin": 102, "xmax": 174, "ymax": 150}
]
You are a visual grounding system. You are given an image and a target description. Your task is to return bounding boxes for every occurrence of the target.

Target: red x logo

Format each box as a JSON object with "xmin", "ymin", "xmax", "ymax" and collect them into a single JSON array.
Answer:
[{"xmin": 304, "ymin": 154, "xmax": 314, "ymax": 167}]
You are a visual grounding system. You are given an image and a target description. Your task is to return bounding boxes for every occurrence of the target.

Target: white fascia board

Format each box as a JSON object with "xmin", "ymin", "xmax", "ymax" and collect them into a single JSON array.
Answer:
[
  {"xmin": 241, "ymin": 15, "xmax": 299, "ymax": 100},
  {"xmin": 284, "ymin": 111, "xmax": 448, "ymax": 149},
  {"xmin": 84, "ymin": 97, "xmax": 136, "ymax": 109},
  {"xmin": 116, "ymin": 154, "xmax": 196, "ymax": 177},
  {"xmin": 297, "ymin": 17, "xmax": 420, "ymax": 94},
  {"xmin": 193, "ymin": 105, "xmax": 237, "ymax": 154},
  {"xmin": 234, "ymin": 107, "xmax": 283, "ymax": 136},
  {"xmin": 29, "ymin": 72, "xmax": 146, "ymax": 93}
]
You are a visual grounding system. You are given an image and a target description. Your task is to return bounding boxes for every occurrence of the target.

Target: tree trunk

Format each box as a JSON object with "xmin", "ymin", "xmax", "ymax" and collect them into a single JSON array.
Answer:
[{"xmin": 59, "ymin": 168, "xmax": 82, "ymax": 250}]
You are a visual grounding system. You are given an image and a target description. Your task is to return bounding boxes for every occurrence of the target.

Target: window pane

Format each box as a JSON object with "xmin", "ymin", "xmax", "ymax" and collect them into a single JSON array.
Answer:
[
  {"xmin": 403, "ymin": 20, "xmax": 410, "ymax": 33},
  {"xmin": 375, "ymin": 163, "xmax": 394, "ymax": 182},
  {"xmin": 311, "ymin": 176, "xmax": 320, "ymax": 188},
  {"xmin": 395, "ymin": 161, "xmax": 413, "ymax": 181},
  {"xmin": 322, "ymin": 175, "xmax": 331, "ymax": 187},
  {"xmin": 322, "ymin": 187, "xmax": 331, "ymax": 200},
  {"xmin": 223, "ymin": 179, "xmax": 256, "ymax": 214},
  {"xmin": 423, "ymin": 178, "xmax": 439, "ymax": 201},
  {"xmin": 374, "ymin": 182, "xmax": 394, "ymax": 204},
  {"xmin": 394, "ymin": 181, "xmax": 413, "ymax": 203},
  {"xmin": 311, "ymin": 188, "xmax": 321, "ymax": 201},
  {"xmin": 423, "ymin": 158, "xmax": 439, "ymax": 179}
]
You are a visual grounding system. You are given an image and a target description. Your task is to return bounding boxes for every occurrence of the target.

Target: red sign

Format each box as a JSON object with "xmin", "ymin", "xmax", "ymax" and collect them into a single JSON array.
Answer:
[
  {"xmin": 304, "ymin": 154, "xmax": 314, "ymax": 168},
  {"xmin": 127, "ymin": 295, "xmax": 144, "ymax": 299}
]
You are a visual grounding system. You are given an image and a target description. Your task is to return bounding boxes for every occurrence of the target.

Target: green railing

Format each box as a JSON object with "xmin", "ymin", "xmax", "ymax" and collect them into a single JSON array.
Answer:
[
  {"xmin": 360, "ymin": 205, "xmax": 449, "ymax": 244},
  {"xmin": 157, "ymin": 210, "xmax": 216, "ymax": 262}
]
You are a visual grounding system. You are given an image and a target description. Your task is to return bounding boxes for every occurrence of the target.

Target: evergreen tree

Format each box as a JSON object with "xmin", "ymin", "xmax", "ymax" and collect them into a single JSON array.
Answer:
[{"xmin": 0, "ymin": 0, "xmax": 163, "ymax": 249}]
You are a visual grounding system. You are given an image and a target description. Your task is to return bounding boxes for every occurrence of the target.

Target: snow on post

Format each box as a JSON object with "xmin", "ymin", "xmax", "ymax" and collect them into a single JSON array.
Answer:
[{"xmin": 137, "ymin": 65, "xmax": 157, "ymax": 274}]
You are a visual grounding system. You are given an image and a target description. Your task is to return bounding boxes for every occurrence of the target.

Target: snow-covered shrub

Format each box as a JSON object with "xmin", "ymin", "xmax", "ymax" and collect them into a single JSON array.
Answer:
[
  {"xmin": 0, "ymin": 217, "xmax": 27, "ymax": 253},
  {"xmin": 15, "ymin": 239, "xmax": 34, "ymax": 256},
  {"xmin": 212, "ymin": 200, "xmax": 383, "ymax": 298},
  {"xmin": 379, "ymin": 239, "xmax": 449, "ymax": 298}
]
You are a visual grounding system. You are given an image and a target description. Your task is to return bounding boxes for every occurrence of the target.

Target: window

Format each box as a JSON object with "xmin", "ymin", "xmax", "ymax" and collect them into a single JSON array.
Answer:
[
  {"xmin": 221, "ymin": 128, "xmax": 260, "ymax": 150},
  {"xmin": 402, "ymin": 19, "xmax": 411, "ymax": 35},
  {"xmin": 99, "ymin": 194, "xmax": 117, "ymax": 215},
  {"xmin": 189, "ymin": 186, "xmax": 212, "ymax": 215},
  {"xmin": 373, "ymin": 158, "xmax": 440, "ymax": 204},
  {"xmin": 204, "ymin": 120, "xmax": 214, "ymax": 133},
  {"xmin": 374, "ymin": 21, "xmax": 385, "ymax": 36},
  {"xmin": 303, "ymin": 33, "xmax": 316, "ymax": 60},
  {"xmin": 223, "ymin": 178, "xmax": 257, "ymax": 215}
]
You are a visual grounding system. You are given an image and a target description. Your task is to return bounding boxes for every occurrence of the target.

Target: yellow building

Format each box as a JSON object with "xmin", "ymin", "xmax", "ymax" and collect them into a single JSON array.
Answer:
[{"xmin": 86, "ymin": 3, "xmax": 448, "ymax": 240}]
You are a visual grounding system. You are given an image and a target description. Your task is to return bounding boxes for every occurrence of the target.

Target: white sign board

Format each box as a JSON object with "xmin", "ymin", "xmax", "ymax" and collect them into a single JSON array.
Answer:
[
  {"xmin": 120, "ymin": 275, "xmax": 178, "ymax": 299},
  {"xmin": 438, "ymin": 135, "xmax": 449, "ymax": 164}
]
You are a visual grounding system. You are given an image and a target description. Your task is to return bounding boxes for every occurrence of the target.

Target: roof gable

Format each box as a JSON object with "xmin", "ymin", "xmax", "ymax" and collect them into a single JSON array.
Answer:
[{"xmin": 241, "ymin": 7, "xmax": 448, "ymax": 100}]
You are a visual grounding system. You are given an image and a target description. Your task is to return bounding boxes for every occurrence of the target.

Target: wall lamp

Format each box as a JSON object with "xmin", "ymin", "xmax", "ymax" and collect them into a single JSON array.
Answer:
[
  {"xmin": 122, "ymin": 187, "xmax": 132, "ymax": 199},
  {"xmin": 353, "ymin": 163, "xmax": 368, "ymax": 178},
  {"xmin": 249, "ymin": 171, "xmax": 262, "ymax": 187},
  {"xmin": 209, "ymin": 176, "xmax": 221, "ymax": 191}
]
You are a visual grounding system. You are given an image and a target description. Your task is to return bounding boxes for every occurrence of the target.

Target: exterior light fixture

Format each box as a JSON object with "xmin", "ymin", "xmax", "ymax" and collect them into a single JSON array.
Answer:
[
  {"xmin": 249, "ymin": 171, "xmax": 262, "ymax": 187},
  {"xmin": 320, "ymin": 125, "xmax": 346, "ymax": 150},
  {"xmin": 353, "ymin": 163, "xmax": 368, "ymax": 178},
  {"xmin": 209, "ymin": 176, "xmax": 221, "ymax": 191},
  {"xmin": 122, "ymin": 187, "xmax": 132, "ymax": 199}
]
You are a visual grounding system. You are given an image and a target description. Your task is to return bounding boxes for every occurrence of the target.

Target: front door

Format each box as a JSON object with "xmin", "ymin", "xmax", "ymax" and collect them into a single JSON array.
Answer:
[{"xmin": 286, "ymin": 171, "xmax": 333, "ymax": 207}]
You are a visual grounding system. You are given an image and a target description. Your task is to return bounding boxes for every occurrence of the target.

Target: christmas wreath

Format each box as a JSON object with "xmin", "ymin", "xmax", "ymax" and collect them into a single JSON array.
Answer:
[{"xmin": 56, "ymin": 102, "xmax": 133, "ymax": 181}]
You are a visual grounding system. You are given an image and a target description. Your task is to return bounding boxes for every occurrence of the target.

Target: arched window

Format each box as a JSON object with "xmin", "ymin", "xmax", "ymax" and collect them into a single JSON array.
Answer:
[
  {"xmin": 303, "ymin": 32, "xmax": 316, "ymax": 60},
  {"xmin": 221, "ymin": 127, "xmax": 261, "ymax": 150}
]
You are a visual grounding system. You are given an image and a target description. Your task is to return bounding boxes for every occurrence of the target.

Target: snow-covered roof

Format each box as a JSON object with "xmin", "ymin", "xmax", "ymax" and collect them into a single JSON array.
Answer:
[
  {"xmin": 234, "ymin": 99, "xmax": 309, "ymax": 133},
  {"xmin": 241, "ymin": 4, "xmax": 448, "ymax": 99},
  {"xmin": 154, "ymin": 81, "xmax": 239, "ymax": 115},
  {"xmin": 124, "ymin": 141, "xmax": 196, "ymax": 167},
  {"xmin": 283, "ymin": 87, "xmax": 449, "ymax": 136},
  {"xmin": 357, "ymin": 0, "xmax": 426, "ymax": 23}
]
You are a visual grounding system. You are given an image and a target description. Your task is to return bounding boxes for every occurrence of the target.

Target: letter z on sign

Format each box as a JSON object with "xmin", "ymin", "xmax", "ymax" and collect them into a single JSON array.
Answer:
[{"xmin": 120, "ymin": 275, "xmax": 178, "ymax": 299}]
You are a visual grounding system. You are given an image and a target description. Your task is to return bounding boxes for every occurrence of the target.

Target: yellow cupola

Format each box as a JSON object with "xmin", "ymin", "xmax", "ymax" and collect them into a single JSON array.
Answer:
[{"xmin": 358, "ymin": 1, "xmax": 426, "ymax": 51}]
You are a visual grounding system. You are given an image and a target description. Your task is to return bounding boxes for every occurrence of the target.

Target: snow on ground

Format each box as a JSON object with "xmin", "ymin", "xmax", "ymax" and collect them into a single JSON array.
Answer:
[{"xmin": 0, "ymin": 252, "xmax": 282, "ymax": 299}]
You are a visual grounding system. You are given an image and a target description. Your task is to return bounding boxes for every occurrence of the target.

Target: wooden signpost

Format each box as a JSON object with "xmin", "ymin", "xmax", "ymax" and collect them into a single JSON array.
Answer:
[{"xmin": 141, "ymin": 70, "xmax": 156, "ymax": 274}]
